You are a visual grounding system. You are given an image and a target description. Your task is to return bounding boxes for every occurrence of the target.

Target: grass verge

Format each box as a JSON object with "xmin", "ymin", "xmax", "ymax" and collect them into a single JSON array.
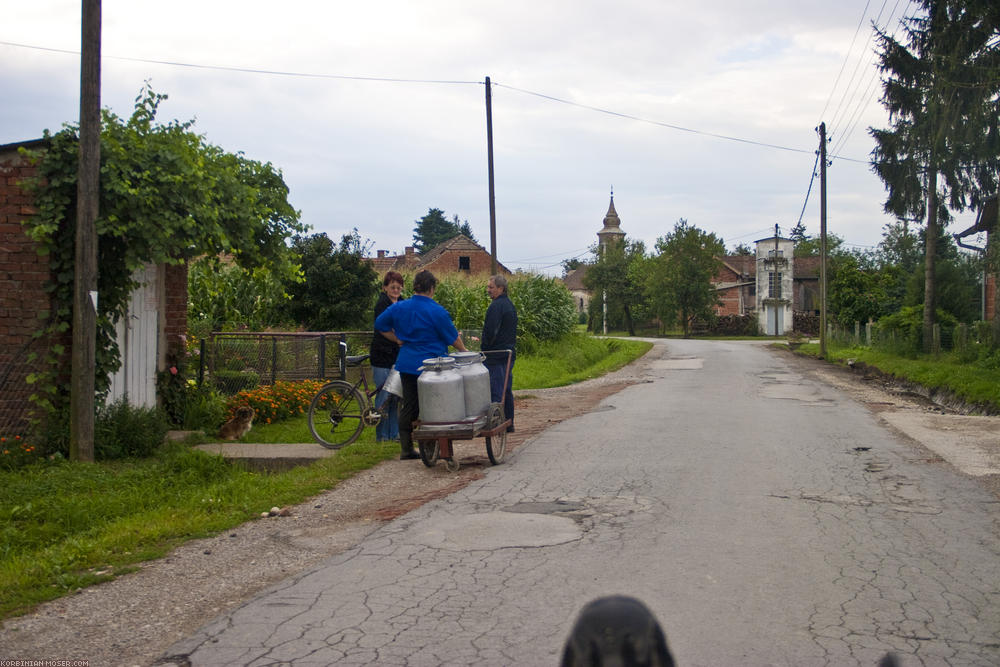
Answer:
[{"xmin": 796, "ymin": 342, "xmax": 1000, "ymax": 413}]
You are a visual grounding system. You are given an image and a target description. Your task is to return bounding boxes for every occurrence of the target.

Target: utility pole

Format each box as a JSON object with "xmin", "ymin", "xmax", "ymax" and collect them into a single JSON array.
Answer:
[
  {"xmin": 485, "ymin": 76, "xmax": 497, "ymax": 275},
  {"xmin": 70, "ymin": 0, "xmax": 101, "ymax": 462},
  {"xmin": 819, "ymin": 122, "xmax": 828, "ymax": 359}
]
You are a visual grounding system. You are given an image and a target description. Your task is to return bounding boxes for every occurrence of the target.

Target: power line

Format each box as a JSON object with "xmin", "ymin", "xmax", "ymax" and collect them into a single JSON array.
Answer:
[
  {"xmin": 818, "ymin": 0, "xmax": 873, "ymax": 124},
  {"xmin": 2, "ymin": 39, "xmax": 874, "ymax": 163},
  {"xmin": 492, "ymin": 82, "xmax": 820, "ymax": 157},
  {"xmin": 0, "ymin": 40, "xmax": 480, "ymax": 85}
]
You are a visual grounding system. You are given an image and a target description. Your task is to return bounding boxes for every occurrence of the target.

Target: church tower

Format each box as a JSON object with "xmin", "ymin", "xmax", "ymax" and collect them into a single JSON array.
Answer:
[{"xmin": 597, "ymin": 190, "xmax": 626, "ymax": 250}]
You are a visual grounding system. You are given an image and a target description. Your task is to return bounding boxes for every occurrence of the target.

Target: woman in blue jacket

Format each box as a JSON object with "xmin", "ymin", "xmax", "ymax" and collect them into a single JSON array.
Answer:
[{"xmin": 375, "ymin": 270, "xmax": 466, "ymax": 459}]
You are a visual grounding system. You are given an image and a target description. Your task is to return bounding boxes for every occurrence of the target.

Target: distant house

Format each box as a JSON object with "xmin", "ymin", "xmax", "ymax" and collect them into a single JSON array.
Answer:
[
  {"xmin": 0, "ymin": 139, "xmax": 188, "ymax": 435},
  {"xmin": 366, "ymin": 234, "xmax": 511, "ymax": 277}
]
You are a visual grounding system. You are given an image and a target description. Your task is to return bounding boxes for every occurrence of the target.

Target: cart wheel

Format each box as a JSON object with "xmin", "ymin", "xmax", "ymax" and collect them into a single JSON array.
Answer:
[
  {"xmin": 445, "ymin": 457, "xmax": 460, "ymax": 472},
  {"xmin": 486, "ymin": 429, "xmax": 507, "ymax": 465},
  {"xmin": 418, "ymin": 440, "xmax": 439, "ymax": 468},
  {"xmin": 487, "ymin": 402, "xmax": 504, "ymax": 430}
]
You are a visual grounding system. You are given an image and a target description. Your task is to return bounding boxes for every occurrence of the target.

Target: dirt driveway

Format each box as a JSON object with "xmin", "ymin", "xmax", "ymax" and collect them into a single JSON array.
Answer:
[{"xmin": 3, "ymin": 344, "xmax": 998, "ymax": 667}]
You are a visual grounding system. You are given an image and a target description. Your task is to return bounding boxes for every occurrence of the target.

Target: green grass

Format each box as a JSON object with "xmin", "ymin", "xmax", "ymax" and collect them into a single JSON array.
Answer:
[
  {"xmin": 797, "ymin": 342, "xmax": 1000, "ymax": 413},
  {"xmin": 515, "ymin": 334, "xmax": 652, "ymax": 389},
  {"xmin": 0, "ymin": 439, "xmax": 397, "ymax": 619},
  {"xmin": 0, "ymin": 331, "xmax": 650, "ymax": 620}
]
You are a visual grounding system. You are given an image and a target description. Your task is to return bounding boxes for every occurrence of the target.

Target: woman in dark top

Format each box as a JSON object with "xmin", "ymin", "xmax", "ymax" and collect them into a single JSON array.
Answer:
[{"xmin": 370, "ymin": 271, "xmax": 404, "ymax": 442}]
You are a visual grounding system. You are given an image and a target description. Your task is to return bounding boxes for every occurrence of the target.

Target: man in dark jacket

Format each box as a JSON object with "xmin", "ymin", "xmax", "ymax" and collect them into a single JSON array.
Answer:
[{"xmin": 481, "ymin": 274, "xmax": 517, "ymax": 432}]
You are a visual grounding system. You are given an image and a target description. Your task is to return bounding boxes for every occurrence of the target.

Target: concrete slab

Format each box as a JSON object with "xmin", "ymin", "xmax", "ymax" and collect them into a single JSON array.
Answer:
[{"xmin": 195, "ymin": 442, "xmax": 335, "ymax": 473}]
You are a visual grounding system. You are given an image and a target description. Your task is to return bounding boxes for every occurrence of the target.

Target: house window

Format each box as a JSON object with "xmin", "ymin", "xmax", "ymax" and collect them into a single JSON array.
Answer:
[
  {"xmin": 768, "ymin": 272, "xmax": 782, "ymax": 298},
  {"xmin": 768, "ymin": 249, "xmax": 784, "ymax": 259},
  {"xmin": 458, "ymin": 256, "xmax": 470, "ymax": 271}
]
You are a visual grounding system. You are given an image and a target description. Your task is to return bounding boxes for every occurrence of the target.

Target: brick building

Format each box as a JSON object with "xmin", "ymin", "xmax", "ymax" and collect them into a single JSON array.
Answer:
[
  {"xmin": 0, "ymin": 139, "xmax": 188, "ymax": 435},
  {"xmin": 367, "ymin": 234, "xmax": 511, "ymax": 278}
]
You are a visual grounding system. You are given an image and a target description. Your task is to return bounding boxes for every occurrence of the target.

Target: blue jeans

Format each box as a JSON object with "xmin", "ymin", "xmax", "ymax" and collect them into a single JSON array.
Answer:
[
  {"xmin": 486, "ymin": 352, "xmax": 514, "ymax": 429},
  {"xmin": 372, "ymin": 365, "xmax": 400, "ymax": 441}
]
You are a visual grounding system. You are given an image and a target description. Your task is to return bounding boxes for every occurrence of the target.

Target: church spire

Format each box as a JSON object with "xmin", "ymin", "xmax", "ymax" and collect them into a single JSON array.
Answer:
[{"xmin": 597, "ymin": 188, "xmax": 625, "ymax": 250}]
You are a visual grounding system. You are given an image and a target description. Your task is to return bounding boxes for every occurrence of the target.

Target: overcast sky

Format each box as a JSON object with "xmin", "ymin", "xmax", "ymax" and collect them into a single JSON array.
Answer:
[{"xmin": 1, "ymin": 0, "xmax": 981, "ymax": 274}]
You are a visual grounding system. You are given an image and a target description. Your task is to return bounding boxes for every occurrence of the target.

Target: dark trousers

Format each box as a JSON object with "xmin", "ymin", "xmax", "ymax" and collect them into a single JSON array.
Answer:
[
  {"xmin": 486, "ymin": 351, "xmax": 515, "ymax": 428},
  {"xmin": 398, "ymin": 371, "xmax": 420, "ymax": 452}
]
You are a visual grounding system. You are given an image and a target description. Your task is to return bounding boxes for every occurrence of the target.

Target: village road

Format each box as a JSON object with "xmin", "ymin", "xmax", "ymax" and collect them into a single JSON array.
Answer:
[{"xmin": 161, "ymin": 339, "xmax": 1000, "ymax": 666}]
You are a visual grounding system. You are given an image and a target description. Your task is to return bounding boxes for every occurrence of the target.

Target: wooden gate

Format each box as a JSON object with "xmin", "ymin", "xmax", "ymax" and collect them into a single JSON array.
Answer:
[{"xmin": 107, "ymin": 264, "xmax": 161, "ymax": 407}]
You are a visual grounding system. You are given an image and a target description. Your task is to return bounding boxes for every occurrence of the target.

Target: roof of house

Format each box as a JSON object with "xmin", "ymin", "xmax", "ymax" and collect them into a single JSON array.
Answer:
[
  {"xmin": 956, "ymin": 194, "xmax": 998, "ymax": 238},
  {"xmin": 562, "ymin": 266, "xmax": 589, "ymax": 291},
  {"xmin": 366, "ymin": 234, "xmax": 512, "ymax": 275}
]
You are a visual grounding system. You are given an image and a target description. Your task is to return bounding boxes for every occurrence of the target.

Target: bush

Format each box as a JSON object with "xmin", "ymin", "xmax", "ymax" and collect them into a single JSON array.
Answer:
[
  {"xmin": 182, "ymin": 386, "xmax": 229, "ymax": 432},
  {"xmin": 94, "ymin": 399, "xmax": 170, "ymax": 460},
  {"xmin": 877, "ymin": 305, "xmax": 958, "ymax": 356},
  {"xmin": 225, "ymin": 379, "xmax": 326, "ymax": 426}
]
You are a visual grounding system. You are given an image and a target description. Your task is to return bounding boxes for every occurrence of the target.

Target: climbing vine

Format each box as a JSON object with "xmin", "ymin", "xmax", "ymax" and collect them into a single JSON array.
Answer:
[{"xmin": 20, "ymin": 84, "xmax": 305, "ymax": 412}]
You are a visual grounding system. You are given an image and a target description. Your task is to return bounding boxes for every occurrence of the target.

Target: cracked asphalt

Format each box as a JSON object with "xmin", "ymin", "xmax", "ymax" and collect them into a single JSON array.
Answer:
[{"xmin": 157, "ymin": 338, "xmax": 1000, "ymax": 666}]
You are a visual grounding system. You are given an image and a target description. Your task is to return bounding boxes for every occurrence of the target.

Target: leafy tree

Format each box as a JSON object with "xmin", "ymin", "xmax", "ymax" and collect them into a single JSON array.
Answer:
[
  {"xmin": 794, "ymin": 232, "xmax": 845, "ymax": 258},
  {"xmin": 583, "ymin": 238, "xmax": 647, "ymax": 335},
  {"xmin": 411, "ymin": 208, "xmax": 476, "ymax": 253},
  {"xmin": 789, "ymin": 220, "xmax": 809, "ymax": 244},
  {"xmin": 645, "ymin": 219, "xmax": 725, "ymax": 338},
  {"xmin": 731, "ymin": 242, "xmax": 754, "ymax": 256},
  {"xmin": 561, "ymin": 257, "xmax": 584, "ymax": 275},
  {"xmin": 828, "ymin": 255, "xmax": 899, "ymax": 326},
  {"xmin": 283, "ymin": 231, "xmax": 379, "ymax": 330},
  {"xmin": 21, "ymin": 84, "xmax": 303, "ymax": 411},
  {"xmin": 870, "ymin": 1, "xmax": 1000, "ymax": 350}
]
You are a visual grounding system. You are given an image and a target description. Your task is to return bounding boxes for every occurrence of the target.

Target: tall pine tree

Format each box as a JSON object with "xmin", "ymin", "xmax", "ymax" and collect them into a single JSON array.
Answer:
[{"xmin": 870, "ymin": 0, "xmax": 1000, "ymax": 350}]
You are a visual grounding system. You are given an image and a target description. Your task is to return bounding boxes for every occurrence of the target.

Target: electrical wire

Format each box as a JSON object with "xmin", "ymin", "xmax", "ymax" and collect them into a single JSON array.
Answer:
[{"xmin": 818, "ymin": 0, "xmax": 873, "ymax": 125}]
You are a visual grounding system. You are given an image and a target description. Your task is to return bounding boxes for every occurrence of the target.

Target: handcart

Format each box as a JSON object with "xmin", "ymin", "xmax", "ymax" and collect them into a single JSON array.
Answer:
[{"xmin": 413, "ymin": 350, "xmax": 512, "ymax": 472}]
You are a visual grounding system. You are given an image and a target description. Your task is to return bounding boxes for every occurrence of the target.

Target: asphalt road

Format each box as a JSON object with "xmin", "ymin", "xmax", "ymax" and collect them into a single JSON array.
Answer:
[{"xmin": 162, "ymin": 339, "xmax": 1000, "ymax": 666}]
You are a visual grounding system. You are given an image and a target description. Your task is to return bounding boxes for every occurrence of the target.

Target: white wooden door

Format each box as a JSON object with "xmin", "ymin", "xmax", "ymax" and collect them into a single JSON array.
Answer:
[{"xmin": 107, "ymin": 264, "xmax": 160, "ymax": 407}]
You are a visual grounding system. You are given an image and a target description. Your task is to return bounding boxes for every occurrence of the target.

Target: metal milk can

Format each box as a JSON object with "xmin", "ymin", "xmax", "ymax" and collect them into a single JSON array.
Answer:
[
  {"xmin": 450, "ymin": 351, "xmax": 491, "ymax": 419},
  {"xmin": 417, "ymin": 357, "xmax": 466, "ymax": 423}
]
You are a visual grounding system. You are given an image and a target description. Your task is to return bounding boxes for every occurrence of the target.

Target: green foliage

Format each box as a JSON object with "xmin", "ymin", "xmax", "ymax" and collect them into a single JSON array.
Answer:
[
  {"xmin": 411, "ymin": 208, "xmax": 474, "ymax": 253},
  {"xmin": 431, "ymin": 273, "xmax": 577, "ymax": 348},
  {"xmin": 514, "ymin": 333, "xmax": 651, "ymax": 389},
  {"xmin": 187, "ymin": 256, "xmax": 302, "ymax": 333},
  {"xmin": 878, "ymin": 305, "xmax": 959, "ymax": 356},
  {"xmin": 0, "ymin": 439, "xmax": 399, "ymax": 619},
  {"xmin": 94, "ymin": 399, "xmax": 170, "ymax": 460},
  {"xmin": 645, "ymin": 219, "xmax": 725, "ymax": 337},
  {"xmin": 793, "ymin": 232, "xmax": 845, "ymax": 258},
  {"xmin": 828, "ymin": 255, "xmax": 899, "ymax": 326},
  {"xmin": 181, "ymin": 387, "xmax": 228, "ymax": 432},
  {"xmin": 19, "ymin": 83, "xmax": 304, "ymax": 422},
  {"xmin": 583, "ymin": 237, "xmax": 648, "ymax": 335},
  {"xmin": 283, "ymin": 231, "xmax": 379, "ymax": 330}
]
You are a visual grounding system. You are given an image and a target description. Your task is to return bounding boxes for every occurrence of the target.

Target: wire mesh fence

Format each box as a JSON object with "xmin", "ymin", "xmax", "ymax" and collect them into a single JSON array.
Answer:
[
  {"xmin": 0, "ymin": 333, "xmax": 55, "ymax": 440},
  {"xmin": 199, "ymin": 329, "xmax": 486, "ymax": 395},
  {"xmin": 827, "ymin": 320, "xmax": 994, "ymax": 356}
]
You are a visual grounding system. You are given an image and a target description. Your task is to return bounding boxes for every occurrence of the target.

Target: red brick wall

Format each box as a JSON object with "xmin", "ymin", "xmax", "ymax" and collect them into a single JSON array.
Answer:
[
  {"xmin": 164, "ymin": 262, "xmax": 188, "ymax": 356},
  {"xmin": 0, "ymin": 149, "xmax": 55, "ymax": 433},
  {"xmin": 422, "ymin": 249, "xmax": 506, "ymax": 275}
]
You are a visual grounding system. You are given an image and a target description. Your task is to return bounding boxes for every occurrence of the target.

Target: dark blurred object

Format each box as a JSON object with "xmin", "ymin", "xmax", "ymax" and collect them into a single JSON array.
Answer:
[{"xmin": 561, "ymin": 596, "xmax": 675, "ymax": 667}]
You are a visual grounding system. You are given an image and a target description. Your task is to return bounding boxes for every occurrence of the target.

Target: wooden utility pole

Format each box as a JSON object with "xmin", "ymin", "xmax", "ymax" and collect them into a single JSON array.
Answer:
[
  {"xmin": 819, "ymin": 122, "xmax": 828, "ymax": 359},
  {"xmin": 70, "ymin": 0, "xmax": 101, "ymax": 462},
  {"xmin": 485, "ymin": 76, "xmax": 498, "ymax": 275}
]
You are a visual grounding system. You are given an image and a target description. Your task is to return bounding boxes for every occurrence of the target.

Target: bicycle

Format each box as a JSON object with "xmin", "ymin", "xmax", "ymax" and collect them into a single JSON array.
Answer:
[{"xmin": 308, "ymin": 352, "xmax": 390, "ymax": 449}]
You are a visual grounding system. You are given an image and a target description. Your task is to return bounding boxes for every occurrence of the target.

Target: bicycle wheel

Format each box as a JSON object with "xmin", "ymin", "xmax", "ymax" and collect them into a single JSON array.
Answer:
[{"xmin": 308, "ymin": 381, "xmax": 365, "ymax": 449}]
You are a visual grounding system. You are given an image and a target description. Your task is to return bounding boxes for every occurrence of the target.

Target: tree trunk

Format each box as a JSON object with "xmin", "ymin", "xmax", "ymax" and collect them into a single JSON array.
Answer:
[
  {"xmin": 922, "ymin": 169, "xmax": 938, "ymax": 353},
  {"xmin": 991, "ymin": 227, "xmax": 1000, "ymax": 349}
]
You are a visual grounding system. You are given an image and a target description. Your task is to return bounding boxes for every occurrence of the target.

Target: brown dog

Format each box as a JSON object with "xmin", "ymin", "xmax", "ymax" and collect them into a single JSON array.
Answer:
[{"xmin": 219, "ymin": 406, "xmax": 255, "ymax": 440}]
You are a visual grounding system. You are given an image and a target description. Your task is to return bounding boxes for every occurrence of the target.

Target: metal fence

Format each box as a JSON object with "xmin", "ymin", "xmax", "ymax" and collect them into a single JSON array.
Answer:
[
  {"xmin": 827, "ymin": 320, "xmax": 993, "ymax": 355},
  {"xmin": 199, "ymin": 328, "xmax": 486, "ymax": 395},
  {"xmin": 198, "ymin": 331, "xmax": 374, "ymax": 395}
]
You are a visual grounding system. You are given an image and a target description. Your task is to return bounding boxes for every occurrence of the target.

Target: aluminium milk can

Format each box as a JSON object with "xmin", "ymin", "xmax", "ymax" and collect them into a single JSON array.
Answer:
[
  {"xmin": 450, "ymin": 351, "xmax": 491, "ymax": 419},
  {"xmin": 417, "ymin": 357, "xmax": 466, "ymax": 423}
]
